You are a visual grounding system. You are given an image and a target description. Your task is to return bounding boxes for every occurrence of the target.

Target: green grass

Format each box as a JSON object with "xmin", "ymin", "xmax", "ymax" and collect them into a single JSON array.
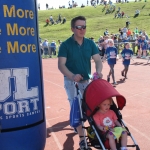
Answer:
[{"xmin": 38, "ymin": 1, "xmax": 150, "ymax": 44}]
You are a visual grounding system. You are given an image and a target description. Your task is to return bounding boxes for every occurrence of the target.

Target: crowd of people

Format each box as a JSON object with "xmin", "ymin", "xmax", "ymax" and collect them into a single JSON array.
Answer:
[
  {"xmin": 39, "ymin": 39, "xmax": 61, "ymax": 58},
  {"xmin": 45, "ymin": 14, "xmax": 66, "ymax": 26},
  {"xmin": 40, "ymin": 26, "xmax": 150, "ymax": 60},
  {"xmin": 96, "ymin": 27, "xmax": 150, "ymax": 59}
]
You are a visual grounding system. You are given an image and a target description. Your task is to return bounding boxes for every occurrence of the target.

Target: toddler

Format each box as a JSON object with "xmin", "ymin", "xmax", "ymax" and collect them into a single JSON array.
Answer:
[{"xmin": 93, "ymin": 98, "xmax": 128, "ymax": 150}]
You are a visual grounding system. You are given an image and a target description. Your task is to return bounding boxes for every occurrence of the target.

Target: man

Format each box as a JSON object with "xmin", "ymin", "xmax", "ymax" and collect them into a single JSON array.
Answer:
[
  {"xmin": 58, "ymin": 16, "xmax": 103, "ymax": 150},
  {"xmin": 42, "ymin": 39, "xmax": 49, "ymax": 58},
  {"xmin": 50, "ymin": 40, "xmax": 56, "ymax": 55}
]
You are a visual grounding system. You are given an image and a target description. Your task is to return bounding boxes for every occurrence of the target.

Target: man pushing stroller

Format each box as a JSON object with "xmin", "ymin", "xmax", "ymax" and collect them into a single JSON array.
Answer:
[{"xmin": 58, "ymin": 16, "xmax": 103, "ymax": 150}]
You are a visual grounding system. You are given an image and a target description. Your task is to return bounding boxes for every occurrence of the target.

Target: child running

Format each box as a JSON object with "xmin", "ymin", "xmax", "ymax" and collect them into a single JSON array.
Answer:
[
  {"xmin": 121, "ymin": 42, "xmax": 133, "ymax": 78},
  {"xmin": 104, "ymin": 39, "xmax": 118, "ymax": 85},
  {"xmin": 93, "ymin": 98, "xmax": 128, "ymax": 150}
]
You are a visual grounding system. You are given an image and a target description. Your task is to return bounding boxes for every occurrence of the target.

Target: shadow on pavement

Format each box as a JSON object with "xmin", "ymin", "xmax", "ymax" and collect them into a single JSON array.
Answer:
[
  {"xmin": 47, "ymin": 120, "xmax": 77, "ymax": 150},
  {"xmin": 130, "ymin": 62, "xmax": 144, "ymax": 65},
  {"xmin": 117, "ymin": 78, "xmax": 126, "ymax": 84}
]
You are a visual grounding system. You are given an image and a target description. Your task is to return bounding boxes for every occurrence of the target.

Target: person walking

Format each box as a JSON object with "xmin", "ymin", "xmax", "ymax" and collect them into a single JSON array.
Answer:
[
  {"xmin": 121, "ymin": 42, "xmax": 133, "ymax": 78},
  {"xmin": 103, "ymin": 39, "xmax": 118, "ymax": 86},
  {"xmin": 58, "ymin": 16, "xmax": 103, "ymax": 150}
]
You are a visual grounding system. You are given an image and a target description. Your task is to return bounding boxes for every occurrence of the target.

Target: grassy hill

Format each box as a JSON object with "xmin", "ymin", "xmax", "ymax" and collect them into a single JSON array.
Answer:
[{"xmin": 38, "ymin": 1, "xmax": 150, "ymax": 43}]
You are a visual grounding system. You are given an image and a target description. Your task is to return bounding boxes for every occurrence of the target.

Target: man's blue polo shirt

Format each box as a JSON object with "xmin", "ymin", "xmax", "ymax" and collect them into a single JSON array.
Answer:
[{"xmin": 58, "ymin": 35, "xmax": 99, "ymax": 80}]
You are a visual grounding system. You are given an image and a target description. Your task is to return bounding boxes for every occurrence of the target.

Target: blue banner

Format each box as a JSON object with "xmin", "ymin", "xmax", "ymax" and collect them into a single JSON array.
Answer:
[{"xmin": 0, "ymin": 0, "xmax": 44, "ymax": 131}]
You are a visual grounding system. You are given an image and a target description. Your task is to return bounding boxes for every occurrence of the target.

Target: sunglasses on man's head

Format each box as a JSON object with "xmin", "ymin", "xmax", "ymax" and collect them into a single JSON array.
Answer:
[{"xmin": 75, "ymin": 25, "xmax": 86, "ymax": 30}]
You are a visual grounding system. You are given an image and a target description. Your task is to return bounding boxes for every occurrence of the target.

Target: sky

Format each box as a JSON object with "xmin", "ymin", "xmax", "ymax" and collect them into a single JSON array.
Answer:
[
  {"xmin": 37, "ymin": 0, "xmax": 90, "ymax": 10},
  {"xmin": 37, "ymin": 0, "xmax": 120, "ymax": 10},
  {"xmin": 37, "ymin": 0, "xmax": 134, "ymax": 10}
]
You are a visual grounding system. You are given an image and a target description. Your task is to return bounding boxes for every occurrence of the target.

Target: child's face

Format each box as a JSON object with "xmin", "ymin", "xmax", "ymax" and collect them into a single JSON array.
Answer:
[
  {"xmin": 125, "ymin": 43, "xmax": 130, "ymax": 49},
  {"xmin": 99, "ymin": 99, "xmax": 111, "ymax": 113},
  {"xmin": 108, "ymin": 41, "xmax": 114, "ymax": 47}
]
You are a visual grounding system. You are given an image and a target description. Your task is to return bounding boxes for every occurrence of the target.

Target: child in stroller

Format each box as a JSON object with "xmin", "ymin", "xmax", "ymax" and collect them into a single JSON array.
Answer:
[
  {"xmin": 80, "ymin": 79, "xmax": 140, "ymax": 150},
  {"xmin": 93, "ymin": 98, "xmax": 128, "ymax": 150}
]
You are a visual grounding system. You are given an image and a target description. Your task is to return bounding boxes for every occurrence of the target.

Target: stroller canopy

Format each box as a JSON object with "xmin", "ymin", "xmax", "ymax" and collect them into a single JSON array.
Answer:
[{"xmin": 83, "ymin": 79, "xmax": 126, "ymax": 116}]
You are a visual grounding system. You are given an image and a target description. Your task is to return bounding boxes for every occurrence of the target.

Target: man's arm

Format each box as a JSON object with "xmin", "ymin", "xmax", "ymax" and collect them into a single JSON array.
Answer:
[
  {"xmin": 92, "ymin": 54, "xmax": 103, "ymax": 78},
  {"xmin": 58, "ymin": 57, "xmax": 83, "ymax": 82}
]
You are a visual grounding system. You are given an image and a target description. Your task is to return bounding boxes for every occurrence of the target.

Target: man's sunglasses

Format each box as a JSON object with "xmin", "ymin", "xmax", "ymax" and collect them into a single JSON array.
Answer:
[{"xmin": 75, "ymin": 25, "xmax": 86, "ymax": 30}]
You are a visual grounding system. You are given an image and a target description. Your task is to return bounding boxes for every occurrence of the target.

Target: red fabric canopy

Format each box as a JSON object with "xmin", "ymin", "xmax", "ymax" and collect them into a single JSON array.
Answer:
[{"xmin": 84, "ymin": 79, "xmax": 126, "ymax": 116}]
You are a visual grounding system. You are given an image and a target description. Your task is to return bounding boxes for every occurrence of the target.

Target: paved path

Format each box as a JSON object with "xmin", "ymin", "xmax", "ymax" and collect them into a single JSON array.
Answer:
[{"xmin": 43, "ymin": 58, "xmax": 150, "ymax": 150}]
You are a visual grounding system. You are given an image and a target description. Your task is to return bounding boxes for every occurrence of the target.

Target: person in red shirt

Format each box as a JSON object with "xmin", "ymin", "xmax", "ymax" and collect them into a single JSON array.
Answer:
[
  {"xmin": 127, "ymin": 29, "xmax": 132, "ymax": 37},
  {"xmin": 93, "ymin": 98, "xmax": 128, "ymax": 150}
]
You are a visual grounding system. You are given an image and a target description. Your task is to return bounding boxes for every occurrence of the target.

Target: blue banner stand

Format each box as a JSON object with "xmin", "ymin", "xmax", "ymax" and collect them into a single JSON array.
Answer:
[{"xmin": 0, "ymin": 1, "xmax": 46, "ymax": 150}]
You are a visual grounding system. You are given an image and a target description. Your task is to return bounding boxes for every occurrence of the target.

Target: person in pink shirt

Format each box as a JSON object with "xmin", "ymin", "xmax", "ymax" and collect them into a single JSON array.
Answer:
[{"xmin": 93, "ymin": 98, "xmax": 128, "ymax": 150}]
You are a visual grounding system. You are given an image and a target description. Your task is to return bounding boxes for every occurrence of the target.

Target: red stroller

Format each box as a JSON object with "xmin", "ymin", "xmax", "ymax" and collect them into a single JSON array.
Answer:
[{"xmin": 76, "ymin": 79, "xmax": 140, "ymax": 150}]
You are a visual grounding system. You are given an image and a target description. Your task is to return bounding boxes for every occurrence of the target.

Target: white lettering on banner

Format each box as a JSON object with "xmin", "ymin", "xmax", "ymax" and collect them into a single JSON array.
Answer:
[
  {"xmin": 0, "ymin": 68, "xmax": 41, "ymax": 118},
  {"xmin": 0, "ymin": 69, "xmax": 11, "ymax": 102},
  {"xmin": 30, "ymin": 98, "xmax": 39, "ymax": 111},
  {"xmin": 12, "ymin": 68, "xmax": 38, "ymax": 100},
  {"xmin": 17, "ymin": 100, "xmax": 30, "ymax": 113},
  {"xmin": 3, "ymin": 102, "xmax": 17, "ymax": 115}
]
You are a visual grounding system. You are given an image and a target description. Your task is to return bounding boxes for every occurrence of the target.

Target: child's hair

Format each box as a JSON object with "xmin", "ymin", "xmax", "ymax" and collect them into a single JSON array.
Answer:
[
  {"xmin": 108, "ymin": 39, "xmax": 114, "ymax": 45},
  {"xmin": 124, "ymin": 42, "xmax": 130, "ymax": 48},
  {"xmin": 99, "ymin": 97, "xmax": 113, "ymax": 107},
  {"xmin": 107, "ymin": 97, "xmax": 113, "ymax": 105}
]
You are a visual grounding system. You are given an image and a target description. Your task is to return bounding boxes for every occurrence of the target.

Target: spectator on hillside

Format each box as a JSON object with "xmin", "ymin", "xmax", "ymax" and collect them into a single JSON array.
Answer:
[
  {"xmin": 117, "ymin": 12, "xmax": 122, "ymax": 18},
  {"xmin": 61, "ymin": 17, "xmax": 66, "ymax": 24},
  {"xmin": 122, "ymin": 26, "xmax": 128, "ymax": 33},
  {"xmin": 46, "ymin": 19, "xmax": 50, "ymax": 25},
  {"xmin": 127, "ymin": 28, "xmax": 132, "ymax": 37},
  {"xmin": 123, "ymin": 32, "xmax": 127, "ymax": 39},
  {"xmin": 117, "ymin": 6, "xmax": 121, "ymax": 13},
  {"xmin": 50, "ymin": 15, "xmax": 55, "ymax": 25},
  {"xmin": 58, "ymin": 14, "xmax": 62, "ymax": 23},
  {"xmin": 104, "ymin": 29, "xmax": 109, "ymax": 36},
  {"xmin": 134, "ymin": 9, "xmax": 140, "ymax": 18},
  {"xmin": 121, "ymin": 11, "xmax": 125, "ymax": 18},
  {"xmin": 126, "ymin": 20, "xmax": 130, "ymax": 28},
  {"xmin": 139, "ymin": 29, "xmax": 143, "ymax": 35},
  {"xmin": 134, "ymin": 27, "xmax": 139, "ymax": 34},
  {"xmin": 119, "ymin": 28, "xmax": 123, "ymax": 35}
]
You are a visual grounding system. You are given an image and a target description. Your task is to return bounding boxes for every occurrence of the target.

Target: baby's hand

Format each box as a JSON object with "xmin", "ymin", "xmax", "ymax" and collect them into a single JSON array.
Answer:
[
  {"xmin": 103, "ymin": 126, "xmax": 109, "ymax": 132},
  {"xmin": 109, "ymin": 128, "xmax": 114, "ymax": 132}
]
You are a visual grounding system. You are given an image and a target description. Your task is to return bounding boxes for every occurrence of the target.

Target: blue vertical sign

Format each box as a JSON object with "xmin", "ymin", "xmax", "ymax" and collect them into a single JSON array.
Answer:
[{"xmin": 0, "ymin": 1, "xmax": 46, "ymax": 150}]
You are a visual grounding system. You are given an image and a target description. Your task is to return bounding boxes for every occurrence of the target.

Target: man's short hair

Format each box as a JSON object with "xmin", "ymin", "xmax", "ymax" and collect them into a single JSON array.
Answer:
[{"xmin": 71, "ymin": 16, "xmax": 86, "ymax": 28}]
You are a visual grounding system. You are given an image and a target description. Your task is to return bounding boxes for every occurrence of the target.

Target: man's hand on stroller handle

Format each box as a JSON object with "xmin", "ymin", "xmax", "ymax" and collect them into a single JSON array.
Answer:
[{"xmin": 72, "ymin": 74, "xmax": 83, "ymax": 82}]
